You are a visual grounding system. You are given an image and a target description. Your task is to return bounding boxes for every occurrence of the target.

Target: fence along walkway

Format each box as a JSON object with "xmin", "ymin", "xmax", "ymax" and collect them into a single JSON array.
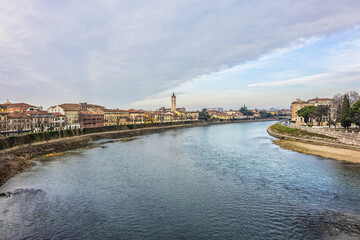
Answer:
[{"xmin": 288, "ymin": 124, "xmax": 360, "ymax": 147}]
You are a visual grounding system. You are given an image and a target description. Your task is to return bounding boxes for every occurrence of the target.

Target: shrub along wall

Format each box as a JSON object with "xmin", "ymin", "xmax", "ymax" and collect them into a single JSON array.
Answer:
[{"xmin": 0, "ymin": 121, "xmax": 197, "ymax": 150}]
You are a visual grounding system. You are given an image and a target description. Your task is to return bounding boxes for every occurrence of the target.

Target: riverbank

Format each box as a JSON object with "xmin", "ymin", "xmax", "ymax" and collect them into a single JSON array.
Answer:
[
  {"xmin": 0, "ymin": 119, "xmax": 273, "ymax": 187},
  {"xmin": 268, "ymin": 123, "xmax": 360, "ymax": 163},
  {"xmin": 2, "ymin": 120, "xmax": 359, "ymax": 239}
]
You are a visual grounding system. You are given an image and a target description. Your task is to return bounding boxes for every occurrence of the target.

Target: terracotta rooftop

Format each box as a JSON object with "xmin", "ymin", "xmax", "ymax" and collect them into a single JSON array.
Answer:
[
  {"xmin": 26, "ymin": 110, "xmax": 52, "ymax": 115},
  {"xmin": 52, "ymin": 112, "xmax": 65, "ymax": 116},
  {"xmin": 103, "ymin": 109, "xmax": 128, "ymax": 112},
  {"xmin": 86, "ymin": 104, "xmax": 105, "ymax": 109},
  {"xmin": 128, "ymin": 109, "xmax": 144, "ymax": 113},
  {"xmin": 7, "ymin": 112, "xmax": 30, "ymax": 118},
  {"xmin": 2, "ymin": 102, "xmax": 35, "ymax": 108},
  {"xmin": 308, "ymin": 97, "xmax": 333, "ymax": 101},
  {"xmin": 58, "ymin": 104, "xmax": 81, "ymax": 111}
]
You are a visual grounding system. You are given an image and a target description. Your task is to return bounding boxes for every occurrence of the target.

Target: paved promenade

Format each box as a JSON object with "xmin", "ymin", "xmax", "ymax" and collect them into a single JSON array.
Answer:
[{"xmin": 290, "ymin": 124, "xmax": 360, "ymax": 147}]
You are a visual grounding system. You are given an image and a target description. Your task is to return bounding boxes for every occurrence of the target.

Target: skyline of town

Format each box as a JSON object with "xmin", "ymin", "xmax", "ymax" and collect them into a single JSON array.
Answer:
[
  {"xmin": 0, "ymin": 92, "xmax": 293, "ymax": 134},
  {"xmin": 2, "ymin": 88, "xmax": 356, "ymax": 135},
  {"xmin": 0, "ymin": 93, "xmax": 334, "ymax": 112},
  {"xmin": 1, "ymin": 92, "xmax": 294, "ymax": 113}
]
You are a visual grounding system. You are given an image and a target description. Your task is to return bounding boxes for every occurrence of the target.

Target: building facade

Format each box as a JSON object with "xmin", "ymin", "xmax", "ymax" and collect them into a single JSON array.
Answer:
[
  {"xmin": 185, "ymin": 111, "xmax": 199, "ymax": 121},
  {"xmin": 2, "ymin": 102, "xmax": 36, "ymax": 113},
  {"xmin": 48, "ymin": 104, "xmax": 80, "ymax": 129},
  {"xmin": 154, "ymin": 112, "xmax": 165, "ymax": 123},
  {"xmin": 0, "ymin": 104, "xmax": 7, "ymax": 132},
  {"xmin": 129, "ymin": 110, "xmax": 145, "ymax": 124},
  {"xmin": 79, "ymin": 111, "xmax": 104, "ymax": 128},
  {"xmin": 7, "ymin": 112, "xmax": 32, "ymax": 133},
  {"xmin": 164, "ymin": 113, "xmax": 172, "ymax": 122},
  {"xmin": 52, "ymin": 112, "xmax": 66, "ymax": 130},
  {"xmin": 291, "ymin": 97, "xmax": 334, "ymax": 124},
  {"xmin": 103, "ymin": 109, "xmax": 130, "ymax": 126},
  {"xmin": 27, "ymin": 110, "xmax": 55, "ymax": 132}
]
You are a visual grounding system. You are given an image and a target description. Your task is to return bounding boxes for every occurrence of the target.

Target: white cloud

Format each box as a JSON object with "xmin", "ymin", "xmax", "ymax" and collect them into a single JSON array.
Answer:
[
  {"xmin": 1, "ymin": 0, "xmax": 360, "ymax": 107},
  {"xmin": 248, "ymin": 67, "xmax": 360, "ymax": 87}
]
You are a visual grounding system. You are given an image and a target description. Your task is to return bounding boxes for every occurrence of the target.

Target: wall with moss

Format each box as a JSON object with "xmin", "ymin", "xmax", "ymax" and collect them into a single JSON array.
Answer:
[{"xmin": 0, "ymin": 121, "xmax": 196, "ymax": 150}]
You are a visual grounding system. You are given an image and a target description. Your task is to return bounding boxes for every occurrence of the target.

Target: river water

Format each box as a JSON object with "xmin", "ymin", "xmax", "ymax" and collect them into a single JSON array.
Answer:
[{"xmin": 1, "ymin": 121, "xmax": 360, "ymax": 239}]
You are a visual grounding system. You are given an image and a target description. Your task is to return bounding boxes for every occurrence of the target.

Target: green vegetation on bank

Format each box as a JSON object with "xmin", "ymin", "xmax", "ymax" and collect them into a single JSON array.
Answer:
[
  {"xmin": 270, "ymin": 123, "xmax": 336, "ymax": 140},
  {"xmin": 296, "ymin": 105, "xmax": 316, "ymax": 124},
  {"xmin": 199, "ymin": 109, "xmax": 211, "ymax": 121},
  {"xmin": 341, "ymin": 95, "xmax": 352, "ymax": 128},
  {"xmin": 349, "ymin": 100, "xmax": 360, "ymax": 127}
]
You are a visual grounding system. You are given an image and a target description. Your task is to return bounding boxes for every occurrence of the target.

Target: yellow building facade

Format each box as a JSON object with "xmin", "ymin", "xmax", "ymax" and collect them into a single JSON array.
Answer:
[
  {"xmin": 0, "ymin": 104, "xmax": 7, "ymax": 132},
  {"xmin": 104, "ymin": 109, "xmax": 130, "ymax": 126},
  {"xmin": 291, "ymin": 97, "xmax": 333, "ymax": 124}
]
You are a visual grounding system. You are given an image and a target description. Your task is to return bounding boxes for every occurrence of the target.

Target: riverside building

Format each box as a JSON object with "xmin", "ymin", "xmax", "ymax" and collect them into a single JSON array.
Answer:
[
  {"xmin": 2, "ymin": 101, "xmax": 36, "ymax": 113},
  {"xmin": 7, "ymin": 112, "xmax": 32, "ymax": 133},
  {"xmin": 48, "ymin": 103, "xmax": 105, "ymax": 129},
  {"xmin": 103, "ymin": 109, "xmax": 130, "ymax": 126},
  {"xmin": 48, "ymin": 104, "xmax": 81, "ymax": 129},
  {"xmin": 291, "ymin": 97, "xmax": 334, "ymax": 125},
  {"xmin": 0, "ymin": 104, "xmax": 7, "ymax": 132}
]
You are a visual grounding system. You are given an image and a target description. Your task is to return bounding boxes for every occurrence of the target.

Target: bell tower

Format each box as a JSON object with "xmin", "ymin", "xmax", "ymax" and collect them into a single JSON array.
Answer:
[{"xmin": 171, "ymin": 93, "xmax": 176, "ymax": 112}]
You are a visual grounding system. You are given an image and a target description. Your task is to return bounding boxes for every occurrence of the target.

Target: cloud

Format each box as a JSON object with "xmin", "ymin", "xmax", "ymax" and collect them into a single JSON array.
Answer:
[
  {"xmin": 248, "ymin": 66, "xmax": 360, "ymax": 87},
  {"xmin": 1, "ymin": 0, "xmax": 360, "ymax": 107}
]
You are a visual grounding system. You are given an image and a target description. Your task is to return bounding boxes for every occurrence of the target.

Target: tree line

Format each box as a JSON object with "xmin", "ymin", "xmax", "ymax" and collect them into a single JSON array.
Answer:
[{"xmin": 297, "ymin": 91, "xmax": 360, "ymax": 128}]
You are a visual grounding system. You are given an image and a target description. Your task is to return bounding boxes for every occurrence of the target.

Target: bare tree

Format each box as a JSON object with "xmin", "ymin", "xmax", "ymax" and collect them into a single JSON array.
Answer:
[
  {"xmin": 332, "ymin": 91, "xmax": 359, "ymax": 122},
  {"xmin": 332, "ymin": 93, "xmax": 343, "ymax": 122},
  {"xmin": 347, "ymin": 91, "xmax": 360, "ymax": 105},
  {"xmin": 311, "ymin": 105, "xmax": 329, "ymax": 126}
]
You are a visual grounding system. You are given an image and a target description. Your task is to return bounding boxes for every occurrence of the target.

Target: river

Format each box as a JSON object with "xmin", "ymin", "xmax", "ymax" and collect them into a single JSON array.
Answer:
[{"xmin": 1, "ymin": 121, "xmax": 360, "ymax": 239}]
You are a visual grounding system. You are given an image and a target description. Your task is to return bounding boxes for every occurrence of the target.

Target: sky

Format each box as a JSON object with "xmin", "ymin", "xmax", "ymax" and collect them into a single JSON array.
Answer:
[{"xmin": 1, "ymin": 0, "xmax": 360, "ymax": 110}]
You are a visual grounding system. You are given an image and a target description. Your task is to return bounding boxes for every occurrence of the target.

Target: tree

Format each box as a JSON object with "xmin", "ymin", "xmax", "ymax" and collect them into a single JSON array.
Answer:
[
  {"xmin": 332, "ymin": 93, "xmax": 343, "ymax": 122},
  {"xmin": 332, "ymin": 91, "xmax": 360, "ymax": 122},
  {"xmin": 340, "ymin": 95, "xmax": 351, "ymax": 128},
  {"xmin": 349, "ymin": 100, "xmax": 360, "ymax": 127},
  {"xmin": 297, "ymin": 105, "xmax": 316, "ymax": 124},
  {"xmin": 259, "ymin": 111, "xmax": 272, "ymax": 118},
  {"xmin": 347, "ymin": 91, "xmax": 360, "ymax": 105},
  {"xmin": 199, "ymin": 108, "xmax": 210, "ymax": 121},
  {"xmin": 239, "ymin": 105, "xmax": 253, "ymax": 116},
  {"xmin": 310, "ymin": 105, "xmax": 329, "ymax": 126}
]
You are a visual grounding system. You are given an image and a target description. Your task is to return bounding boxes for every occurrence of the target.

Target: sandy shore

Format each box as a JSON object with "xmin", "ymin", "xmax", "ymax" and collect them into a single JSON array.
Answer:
[
  {"xmin": 268, "ymin": 125, "xmax": 360, "ymax": 164},
  {"xmin": 273, "ymin": 139, "xmax": 360, "ymax": 163}
]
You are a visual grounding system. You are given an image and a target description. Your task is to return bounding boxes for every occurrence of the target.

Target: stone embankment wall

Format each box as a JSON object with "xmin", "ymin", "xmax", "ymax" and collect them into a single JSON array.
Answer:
[
  {"xmin": 0, "ymin": 119, "xmax": 275, "ymax": 187},
  {"xmin": 0, "ymin": 121, "xmax": 198, "ymax": 151},
  {"xmin": 0, "ymin": 122, "xmax": 209, "ymax": 187},
  {"xmin": 291, "ymin": 125, "xmax": 360, "ymax": 147},
  {"xmin": 267, "ymin": 123, "xmax": 360, "ymax": 152}
]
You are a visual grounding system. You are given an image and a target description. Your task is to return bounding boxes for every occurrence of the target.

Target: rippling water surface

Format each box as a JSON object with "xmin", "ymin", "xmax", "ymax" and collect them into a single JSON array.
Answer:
[{"xmin": 1, "ymin": 121, "xmax": 360, "ymax": 239}]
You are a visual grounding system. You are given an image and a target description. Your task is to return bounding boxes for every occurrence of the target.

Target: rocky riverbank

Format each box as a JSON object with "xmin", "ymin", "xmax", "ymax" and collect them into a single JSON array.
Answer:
[
  {"xmin": 268, "ymin": 123, "xmax": 360, "ymax": 163},
  {"xmin": 317, "ymin": 210, "xmax": 360, "ymax": 239}
]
